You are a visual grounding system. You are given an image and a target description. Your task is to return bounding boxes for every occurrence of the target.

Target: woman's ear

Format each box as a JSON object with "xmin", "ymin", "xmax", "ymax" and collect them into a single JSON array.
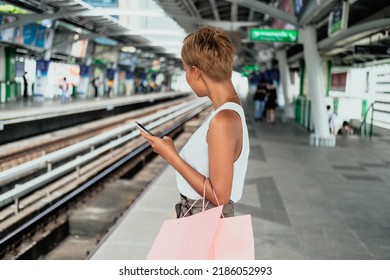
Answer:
[{"xmin": 192, "ymin": 66, "xmax": 202, "ymax": 79}]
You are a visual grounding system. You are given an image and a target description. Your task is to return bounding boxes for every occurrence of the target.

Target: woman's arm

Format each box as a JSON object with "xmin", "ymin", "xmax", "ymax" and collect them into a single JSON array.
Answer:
[
  {"xmin": 140, "ymin": 109, "xmax": 242, "ymax": 205},
  {"xmin": 207, "ymin": 110, "xmax": 242, "ymax": 205}
]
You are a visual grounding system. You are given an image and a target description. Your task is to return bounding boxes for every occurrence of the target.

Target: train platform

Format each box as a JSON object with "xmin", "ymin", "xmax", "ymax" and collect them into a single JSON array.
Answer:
[
  {"xmin": 0, "ymin": 92, "xmax": 190, "ymax": 144},
  {"xmin": 89, "ymin": 99, "xmax": 390, "ymax": 260},
  {"xmin": 0, "ymin": 92, "xmax": 188, "ymax": 120}
]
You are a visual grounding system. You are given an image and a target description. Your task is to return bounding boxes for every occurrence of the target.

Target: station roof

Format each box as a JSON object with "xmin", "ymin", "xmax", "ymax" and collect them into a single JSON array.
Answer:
[{"xmin": 1, "ymin": 0, "xmax": 390, "ymax": 68}]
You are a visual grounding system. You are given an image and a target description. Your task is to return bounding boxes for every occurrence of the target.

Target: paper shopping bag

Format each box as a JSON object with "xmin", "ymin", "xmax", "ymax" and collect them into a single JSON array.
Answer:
[
  {"xmin": 147, "ymin": 205, "xmax": 223, "ymax": 260},
  {"xmin": 208, "ymin": 214, "xmax": 255, "ymax": 260}
]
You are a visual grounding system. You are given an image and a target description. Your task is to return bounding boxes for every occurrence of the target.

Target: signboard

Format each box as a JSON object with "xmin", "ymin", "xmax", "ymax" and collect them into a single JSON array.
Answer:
[
  {"xmin": 249, "ymin": 29, "xmax": 298, "ymax": 43},
  {"xmin": 355, "ymin": 45, "xmax": 390, "ymax": 56},
  {"xmin": 328, "ymin": 1, "xmax": 350, "ymax": 36}
]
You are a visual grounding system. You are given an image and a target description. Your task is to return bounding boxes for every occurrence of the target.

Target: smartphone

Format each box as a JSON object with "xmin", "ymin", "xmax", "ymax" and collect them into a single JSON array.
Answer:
[{"xmin": 135, "ymin": 121, "xmax": 155, "ymax": 136}]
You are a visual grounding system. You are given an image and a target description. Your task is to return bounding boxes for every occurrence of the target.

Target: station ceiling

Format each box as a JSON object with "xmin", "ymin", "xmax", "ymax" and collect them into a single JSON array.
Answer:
[{"xmin": 1, "ymin": 0, "xmax": 390, "ymax": 69}]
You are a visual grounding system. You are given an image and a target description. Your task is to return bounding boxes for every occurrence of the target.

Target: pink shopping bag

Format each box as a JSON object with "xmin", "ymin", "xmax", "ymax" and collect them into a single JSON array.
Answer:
[
  {"xmin": 147, "ymin": 205, "xmax": 223, "ymax": 260},
  {"xmin": 208, "ymin": 214, "xmax": 255, "ymax": 259}
]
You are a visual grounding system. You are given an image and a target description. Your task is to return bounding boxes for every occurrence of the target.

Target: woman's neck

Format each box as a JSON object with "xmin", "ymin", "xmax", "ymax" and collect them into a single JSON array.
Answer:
[{"xmin": 205, "ymin": 79, "xmax": 239, "ymax": 110}]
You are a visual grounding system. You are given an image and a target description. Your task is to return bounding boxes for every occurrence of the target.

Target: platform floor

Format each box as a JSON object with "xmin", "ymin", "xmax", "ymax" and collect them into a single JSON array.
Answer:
[
  {"xmin": 89, "ymin": 100, "xmax": 390, "ymax": 260},
  {"xmin": 0, "ymin": 92, "xmax": 187, "ymax": 123}
]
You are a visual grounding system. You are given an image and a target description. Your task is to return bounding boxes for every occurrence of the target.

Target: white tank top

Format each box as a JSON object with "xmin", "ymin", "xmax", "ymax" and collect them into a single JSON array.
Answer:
[{"xmin": 175, "ymin": 102, "xmax": 250, "ymax": 203}]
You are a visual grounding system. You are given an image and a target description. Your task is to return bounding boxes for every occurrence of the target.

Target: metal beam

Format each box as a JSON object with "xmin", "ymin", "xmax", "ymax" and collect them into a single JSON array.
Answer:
[
  {"xmin": 170, "ymin": 16, "xmax": 259, "ymax": 30},
  {"xmin": 182, "ymin": 0, "xmax": 201, "ymax": 18},
  {"xmin": 231, "ymin": 2, "xmax": 238, "ymax": 22},
  {"xmin": 208, "ymin": 0, "xmax": 220, "ymax": 21},
  {"xmin": 0, "ymin": 9, "xmax": 166, "ymax": 31},
  {"xmin": 225, "ymin": 0, "xmax": 298, "ymax": 27},
  {"xmin": 0, "ymin": 11, "xmax": 80, "ymax": 31},
  {"xmin": 318, "ymin": 18, "xmax": 390, "ymax": 51},
  {"xmin": 51, "ymin": 29, "xmax": 186, "ymax": 52},
  {"xmin": 298, "ymin": 0, "xmax": 338, "ymax": 26},
  {"xmin": 0, "ymin": 7, "xmax": 259, "ymax": 32}
]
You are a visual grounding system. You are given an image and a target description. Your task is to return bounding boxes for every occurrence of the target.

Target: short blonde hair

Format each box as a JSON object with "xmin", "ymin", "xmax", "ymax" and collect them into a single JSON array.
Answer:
[{"xmin": 181, "ymin": 26, "xmax": 235, "ymax": 81}]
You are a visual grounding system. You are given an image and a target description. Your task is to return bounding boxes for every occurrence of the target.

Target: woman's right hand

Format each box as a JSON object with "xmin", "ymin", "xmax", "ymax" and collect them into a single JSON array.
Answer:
[{"xmin": 139, "ymin": 131, "xmax": 179, "ymax": 165}]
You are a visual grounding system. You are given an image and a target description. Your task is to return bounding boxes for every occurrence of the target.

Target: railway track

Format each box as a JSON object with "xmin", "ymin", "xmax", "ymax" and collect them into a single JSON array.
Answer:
[
  {"xmin": 0, "ymin": 97, "xmax": 194, "ymax": 172},
  {"xmin": 0, "ymin": 97, "xmax": 212, "ymax": 259}
]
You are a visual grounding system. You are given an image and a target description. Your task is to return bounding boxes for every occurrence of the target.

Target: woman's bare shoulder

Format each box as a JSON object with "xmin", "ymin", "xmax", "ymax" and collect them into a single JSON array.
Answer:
[{"xmin": 209, "ymin": 108, "xmax": 241, "ymax": 132}]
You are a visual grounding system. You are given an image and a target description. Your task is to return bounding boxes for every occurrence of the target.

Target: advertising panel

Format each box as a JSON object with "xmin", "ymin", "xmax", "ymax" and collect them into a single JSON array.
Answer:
[
  {"xmin": 0, "ymin": 15, "xmax": 16, "ymax": 42},
  {"xmin": 0, "ymin": 18, "xmax": 52, "ymax": 49},
  {"xmin": 328, "ymin": 1, "xmax": 350, "ymax": 36}
]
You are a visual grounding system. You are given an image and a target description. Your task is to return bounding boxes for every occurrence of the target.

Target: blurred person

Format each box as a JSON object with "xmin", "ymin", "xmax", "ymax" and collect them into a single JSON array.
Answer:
[
  {"xmin": 160, "ymin": 81, "xmax": 168, "ymax": 92},
  {"xmin": 23, "ymin": 72, "xmax": 28, "ymax": 99},
  {"xmin": 106, "ymin": 79, "xmax": 113, "ymax": 97},
  {"xmin": 59, "ymin": 77, "xmax": 68, "ymax": 104},
  {"xmin": 92, "ymin": 76, "xmax": 100, "ymax": 98},
  {"xmin": 265, "ymin": 81, "xmax": 277, "ymax": 125},
  {"xmin": 327, "ymin": 105, "xmax": 337, "ymax": 135},
  {"xmin": 253, "ymin": 79, "xmax": 267, "ymax": 121},
  {"xmin": 338, "ymin": 121, "xmax": 354, "ymax": 136},
  {"xmin": 139, "ymin": 26, "xmax": 249, "ymax": 218}
]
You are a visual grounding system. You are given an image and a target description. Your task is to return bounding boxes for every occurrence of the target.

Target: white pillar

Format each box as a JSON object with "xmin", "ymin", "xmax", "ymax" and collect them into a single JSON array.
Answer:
[
  {"xmin": 0, "ymin": 47, "xmax": 5, "ymax": 81},
  {"xmin": 0, "ymin": 47, "xmax": 5, "ymax": 104},
  {"xmin": 301, "ymin": 26, "xmax": 335, "ymax": 147},
  {"xmin": 276, "ymin": 49, "xmax": 294, "ymax": 120}
]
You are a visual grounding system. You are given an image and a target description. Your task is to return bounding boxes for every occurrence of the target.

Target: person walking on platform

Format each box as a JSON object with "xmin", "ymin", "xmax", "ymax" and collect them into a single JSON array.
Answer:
[
  {"xmin": 327, "ymin": 105, "xmax": 337, "ymax": 135},
  {"xmin": 265, "ymin": 81, "xmax": 277, "ymax": 125},
  {"xmin": 59, "ymin": 77, "xmax": 69, "ymax": 104},
  {"xmin": 139, "ymin": 26, "xmax": 250, "ymax": 218},
  {"xmin": 106, "ymin": 79, "xmax": 113, "ymax": 97},
  {"xmin": 23, "ymin": 72, "xmax": 28, "ymax": 99},
  {"xmin": 92, "ymin": 76, "xmax": 100, "ymax": 98},
  {"xmin": 253, "ymin": 79, "xmax": 268, "ymax": 121}
]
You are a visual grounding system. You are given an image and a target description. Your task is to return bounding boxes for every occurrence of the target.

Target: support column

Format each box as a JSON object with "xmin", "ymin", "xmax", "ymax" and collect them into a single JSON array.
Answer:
[
  {"xmin": 5, "ymin": 47, "xmax": 16, "ymax": 102},
  {"xmin": 276, "ymin": 49, "xmax": 294, "ymax": 121},
  {"xmin": 0, "ymin": 47, "xmax": 6, "ymax": 104},
  {"xmin": 301, "ymin": 26, "xmax": 335, "ymax": 147}
]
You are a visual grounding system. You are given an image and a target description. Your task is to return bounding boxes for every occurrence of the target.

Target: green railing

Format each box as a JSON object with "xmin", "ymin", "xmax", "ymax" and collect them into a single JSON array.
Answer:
[
  {"xmin": 359, "ymin": 101, "xmax": 390, "ymax": 137},
  {"xmin": 294, "ymin": 96, "xmax": 313, "ymax": 131}
]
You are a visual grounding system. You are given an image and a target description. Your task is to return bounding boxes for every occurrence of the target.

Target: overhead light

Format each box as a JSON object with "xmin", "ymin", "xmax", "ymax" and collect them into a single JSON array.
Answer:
[
  {"xmin": 121, "ymin": 46, "xmax": 137, "ymax": 53},
  {"xmin": 16, "ymin": 48, "xmax": 29, "ymax": 54},
  {"xmin": 94, "ymin": 37, "xmax": 118, "ymax": 46}
]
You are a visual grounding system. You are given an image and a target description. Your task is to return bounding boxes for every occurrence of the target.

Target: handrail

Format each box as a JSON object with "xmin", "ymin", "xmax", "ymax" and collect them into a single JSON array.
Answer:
[
  {"xmin": 359, "ymin": 102, "xmax": 376, "ymax": 137},
  {"xmin": 359, "ymin": 101, "xmax": 390, "ymax": 137},
  {"xmin": 0, "ymin": 98, "xmax": 211, "ymax": 208}
]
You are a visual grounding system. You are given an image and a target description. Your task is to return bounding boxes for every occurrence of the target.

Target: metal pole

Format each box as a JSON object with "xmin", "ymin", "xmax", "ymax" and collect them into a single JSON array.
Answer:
[
  {"xmin": 276, "ymin": 50, "xmax": 294, "ymax": 121},
  {"xmin": 370, "ymin": 106, "xmax": 374, "ymax": 137}
]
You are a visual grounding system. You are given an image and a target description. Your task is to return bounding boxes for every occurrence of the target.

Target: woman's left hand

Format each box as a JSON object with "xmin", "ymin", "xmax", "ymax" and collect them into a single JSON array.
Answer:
[{"xmin": 139, "ymin": 131, "xmax": 178, "ymax": 164}]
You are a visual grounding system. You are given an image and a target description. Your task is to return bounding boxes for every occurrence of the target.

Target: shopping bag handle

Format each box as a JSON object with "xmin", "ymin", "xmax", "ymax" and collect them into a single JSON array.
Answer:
[
  {"xmin": 181, "ymin": 177, "xmax": 224, "ymax": 218},
  {"xmin": 182, "ymin": 178, "xmax": 209, "ymax": 218}
]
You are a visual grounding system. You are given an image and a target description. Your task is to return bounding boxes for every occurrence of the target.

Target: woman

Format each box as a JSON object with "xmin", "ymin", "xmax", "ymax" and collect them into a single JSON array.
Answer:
[{"xmin": 140, "ymin": 26, "xmax": 249, "ymax": 218}]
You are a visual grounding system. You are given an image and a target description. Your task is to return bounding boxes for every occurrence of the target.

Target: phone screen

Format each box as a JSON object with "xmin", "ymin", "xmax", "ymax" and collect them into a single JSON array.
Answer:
[{"xmin": 135, "ymin": 121, "xmax": 155, "ymax": 136}]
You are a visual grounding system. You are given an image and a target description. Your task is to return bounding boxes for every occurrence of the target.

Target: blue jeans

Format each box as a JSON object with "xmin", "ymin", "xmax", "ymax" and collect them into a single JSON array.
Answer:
[
  {"xmin": 254, "ymin": 100, "xmax": 265, "ymax": 120},
  {"xmin": 61, "ymin": 91, "xmax": 68, "ymax": 104}
]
